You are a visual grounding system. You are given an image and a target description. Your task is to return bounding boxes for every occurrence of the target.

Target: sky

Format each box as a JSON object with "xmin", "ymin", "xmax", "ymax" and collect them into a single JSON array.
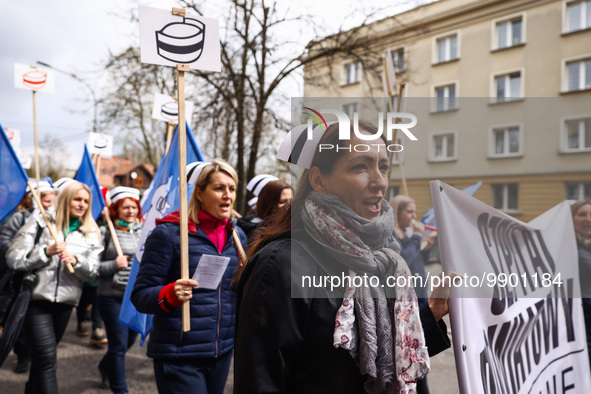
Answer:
[{"xmin": 0, "ymin": 0, "xmax": 422, "ymax": 172}]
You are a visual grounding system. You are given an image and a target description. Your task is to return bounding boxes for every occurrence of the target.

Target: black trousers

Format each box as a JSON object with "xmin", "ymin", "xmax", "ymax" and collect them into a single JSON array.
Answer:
[
  {"xmin": 24, "ymin": 300, "xmax": 73, "ymax": 394},
  {"xmin": 77, "ymin": 282, "xmax": 102, "ymax": 329}
]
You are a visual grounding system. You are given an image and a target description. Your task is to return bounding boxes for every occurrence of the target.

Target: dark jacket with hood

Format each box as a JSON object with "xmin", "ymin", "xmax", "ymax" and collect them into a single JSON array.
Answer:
[{"xmin": 131, "ymin": 210, "xmax": 247, "ymax": 359}]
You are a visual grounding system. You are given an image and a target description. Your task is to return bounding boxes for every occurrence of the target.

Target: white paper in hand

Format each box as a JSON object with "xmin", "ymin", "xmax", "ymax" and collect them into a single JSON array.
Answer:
[{"xmin": 191, "ymin": 255, "xmax": 231, "ymax": 290}]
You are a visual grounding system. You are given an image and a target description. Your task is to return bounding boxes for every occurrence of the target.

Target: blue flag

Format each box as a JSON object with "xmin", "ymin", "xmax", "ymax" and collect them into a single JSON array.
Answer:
[
  {"xmin": 74, "ymin": 145, "xmax": 107, "ymax": 221},
  {"xmin": 119, "ymin": 123, "xmax": 204, "ymax": 344},
  {"xmin": 0, "ymin": 124, "xmax": 29, "ymax": 223},
  {"xmin": 421, "ymin": 180, "xmax": 483, "ymax": 228}
]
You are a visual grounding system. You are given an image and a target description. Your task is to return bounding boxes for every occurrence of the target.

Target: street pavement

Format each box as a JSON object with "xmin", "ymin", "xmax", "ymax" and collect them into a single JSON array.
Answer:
[{"xmin": 0, "ymin": 262, "xmax": 459, "ymax": 393}]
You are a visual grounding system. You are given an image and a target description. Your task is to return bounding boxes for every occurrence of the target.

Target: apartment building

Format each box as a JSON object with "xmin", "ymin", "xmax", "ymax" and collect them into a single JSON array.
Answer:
[{"xmin": 303, "ymin": 0, "xmax": 591, "ymax": 221}]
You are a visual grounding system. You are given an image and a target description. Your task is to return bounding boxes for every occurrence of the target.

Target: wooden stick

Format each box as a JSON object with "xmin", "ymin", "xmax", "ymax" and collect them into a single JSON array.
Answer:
[
  {"xmin": 104, "ymin": 214, "xmax": 124, "ymax": 257},
  {"xmin": 386, "ymin": 82, "xmax": 409, "ymax": 197},
  {"xmin": 395, "ymin": 83, "xmax": 409, "ymax": 197},
  {"xmin": 177, "ymin": 63, "xmax": 191, "ymax": 333},
  {"xmin": 95, "ymin": 154, "xmax": 102, "ymax": 183},
  {"xmin": 27, "ymin": 181, "xmax": 74, "ymax": 274},
  {"xmin": 32, "ymin": 91, "xmax": 40, "ymax": 185},
  {"xmin": 232, "ymin": 230, "xmax": 246, "ymax": 267},
  {"xmin": 165, "ymin": 121, "xmax": 174, "ymax": 155}
]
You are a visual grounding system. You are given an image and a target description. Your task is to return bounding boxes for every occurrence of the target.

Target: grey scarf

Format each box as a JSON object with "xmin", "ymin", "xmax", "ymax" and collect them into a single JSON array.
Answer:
[{"xmin": 301, "ymin": 191, "xmax": 429, "ymax": 394}]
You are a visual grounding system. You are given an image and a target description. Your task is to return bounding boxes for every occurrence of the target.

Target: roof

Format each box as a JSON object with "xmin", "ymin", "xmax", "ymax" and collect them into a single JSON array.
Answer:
[{"xmin": 98, "ymin": 156, "xmax": 155, "ymax": 188}]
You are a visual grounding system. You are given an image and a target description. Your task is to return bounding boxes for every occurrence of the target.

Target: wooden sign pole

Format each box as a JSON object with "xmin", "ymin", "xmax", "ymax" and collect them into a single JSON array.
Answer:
[
  {"xmin": 105, "ymin": 214, "xmax": 124, "ymax": 257},
  {"xmin": 102, "ymin": 192, "xmax": 124, "ymax": 258},
  {"xmin": 382, "ymin": 60, "xmax": 409, "ymax": 196},
  {"xmin": 32, "ymin": 90, "xmax": 40, "ymax": 185},
  {"xmin": 27, "ymin": 181, "xmax": 74, "ymax": 274},
  {"xmin": 165, "ymin": 121, "xmax": 174, "ymax": 155},
  {"xmin": 177, "ymin": 62, "xmax": 191, "ymax": 333},
  {"xmin": 393, "ymin": 83, "xmax": 409, "ymax": 197},
  {"xmin": 95, "ymin": 153, "xmax": 102, "ymax": 183}
]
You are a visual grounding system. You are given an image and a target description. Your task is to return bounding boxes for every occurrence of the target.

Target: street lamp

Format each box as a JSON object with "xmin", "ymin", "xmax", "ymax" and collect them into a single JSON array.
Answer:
[{"xmin": 36, "ymin": 60, "xmax": 98, "ymax": 133}]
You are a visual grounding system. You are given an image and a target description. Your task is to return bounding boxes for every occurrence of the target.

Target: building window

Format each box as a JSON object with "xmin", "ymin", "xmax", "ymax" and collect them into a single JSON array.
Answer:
[
  {"xmin": 491, "ymin": 125, "xmax": 522, "ymax": 157},
  {"xmin": 343, "ymin": 103, "xmax": 358, "ymax": 118},
  {"xmin": 343, "ymin": 62, "xmax": 360, "ymax": 85},
  {"xmin": 564, "ymin": 116, "xmax": 591, "ymax": 151},
  {"xmin": 566, "ymin": 0, "xmax": 591, "ymax": 32},
  {"xmin": 566, "ymin": 182, "xmax": 591, "ymax": 199},
  {"xmin": 493, "ymin": 71, "xmax": 522, "ymax": 102},
  {"xmin": 435, "ymin": 33, "xmax": 459, "ymax": 63},
  {"xmin": 494, "ymin": 15, "xmax": 524, "ymax": 49},
  {"xmin": 430, "ymin": 131, "xmax": 457, "ymax": 161},
  {"xmin": 492, "ymin": 184, "xmax": 518, "ymax": 212},
  {"xmin": 434, "ymin": 83, "xmax": 457, "ymax": 112},
  {"xmin": 566, "ymin": 57, "xmax": 591, "ymax": 91},
  {"xmin": 391, "ymin": 47, "xmax": 406, "ymax": 73}
]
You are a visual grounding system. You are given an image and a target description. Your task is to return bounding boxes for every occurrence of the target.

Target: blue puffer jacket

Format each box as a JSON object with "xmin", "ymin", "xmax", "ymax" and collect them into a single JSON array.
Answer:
[{"xmin": 131, "ymin": 215, "xmax": 246, "ymax": 359}]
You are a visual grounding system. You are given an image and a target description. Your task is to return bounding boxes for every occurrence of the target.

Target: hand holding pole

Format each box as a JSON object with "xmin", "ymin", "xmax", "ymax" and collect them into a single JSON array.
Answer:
[{"xmin": 27, "ymin": 181, "xmax": 75, "ymax": 273}]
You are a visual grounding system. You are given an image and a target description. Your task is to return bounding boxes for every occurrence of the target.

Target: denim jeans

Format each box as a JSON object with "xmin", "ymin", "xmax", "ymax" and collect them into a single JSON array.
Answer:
[
  {"xmin": 97, "ymin": 295, "xmax": 138, "ymax": 394},
  {"xmin": 24, "ymin": 300, "xmax": 73, "ymax": 394}
]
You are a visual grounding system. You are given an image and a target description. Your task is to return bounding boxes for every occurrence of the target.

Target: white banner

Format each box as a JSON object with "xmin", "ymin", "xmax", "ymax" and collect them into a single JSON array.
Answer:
[
  {"xmin": 138, "ymin": 5, "xmax": 221, "ymax": 71},
  {"xmin": 430, "ymin": 180, "xmax": 590, "ymax": 393},
  {"xmin": 14, "ymin": 63, "xmax": 55, "ymax": 93}
]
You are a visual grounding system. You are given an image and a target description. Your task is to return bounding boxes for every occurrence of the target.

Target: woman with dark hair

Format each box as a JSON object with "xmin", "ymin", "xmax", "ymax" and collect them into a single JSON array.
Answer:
[
  {"xmin": 255, "ymin": 179, "xmax": 292, "ymax": 219},
  {"xmin": 131, "ymin": 159, "xmax": 247, "ymax": 394},
  {"xmin": 97, "ymin": 186, "xmax": 143, "ymax": 393},
  {"xmin": 237, "ymin": 175, "xmax": 292, "ymax": 240},
  {"xmin": 572, "ymin": 199, "xmax": 591, "ymax": 368},
  {"xmin": 234, "ymin": 121, "xmax": 451, "ymax": 393},
  {"xmin": 7, "ymin": 181, "xmax": 102, "ymax": 394}
]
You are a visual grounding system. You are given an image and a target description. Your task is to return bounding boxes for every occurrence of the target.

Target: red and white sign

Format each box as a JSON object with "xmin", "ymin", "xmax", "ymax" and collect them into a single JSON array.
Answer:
[{"xmin": 14, "ymin": 63, "xmax": 55, "ymax": 93}]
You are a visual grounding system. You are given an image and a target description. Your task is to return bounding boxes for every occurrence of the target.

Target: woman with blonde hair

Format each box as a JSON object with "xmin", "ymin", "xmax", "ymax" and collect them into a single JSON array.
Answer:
[
  {"xmin": 7, "ymin": 181, "xmax": 102, "ymax": 394},
  {"xmin": 131, "ymin": 159, "xmax": 247, "ymax": 394}
]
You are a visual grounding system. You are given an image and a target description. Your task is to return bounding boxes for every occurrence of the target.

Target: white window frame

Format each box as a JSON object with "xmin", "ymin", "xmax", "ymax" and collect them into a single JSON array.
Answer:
[
  {"xmin": 342, "ymin": 61, "xmax": 361, "ymax": 86},
  {"xmin": 428, "ymin": 130, "xmax": 458, "ymax": 162},
  {"xmin": 561, "ymin": 54, "xmax": 591, "ymax": 92},
  {"xmin": 432, "ymin": 30, "xmax": 461, "ymax": 64},
  {"xmin": 431, "ymin": 80, "xmax": 459, "ymax": 112},
  {"xmin": 490, "ymin": 68, "xmax": 525, "ymax": 103},
  {"xmin": 488, "ymin": 123, "xmax": 523, "ymax": 158},
  {"xmin": 389, "ymin": 46, "xmax": 407, "ymax": 73},
  {"xmin": 343, "ymin": 102, "xmax": 358, "ymax": 119},
  {"xmin": 491, "ymin": 12, "xmax": 526, "ymax": 50},
  {"xmin": 492, "ymin": 183, "xmax": 519, "ymax": 213},
  {"xmin": 563, "ymin": 0, "xmax": 591, "ymax": 33},
  {"xmin": 565, "ymin": 181, "xmax": 591, "ymax": 199},
  {"xmin": 560, "ymin": 114, "xmax": 591, "ymax": 152}
]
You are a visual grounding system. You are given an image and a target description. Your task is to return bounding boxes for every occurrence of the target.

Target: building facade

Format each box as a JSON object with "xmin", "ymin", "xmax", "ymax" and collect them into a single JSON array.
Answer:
[{"xmin": 303, "ymin": 0, "xmax": 591, "ymax": 221}]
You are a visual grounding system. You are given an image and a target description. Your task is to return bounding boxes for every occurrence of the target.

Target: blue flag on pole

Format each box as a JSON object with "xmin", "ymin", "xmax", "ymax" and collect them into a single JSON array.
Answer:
[
  {"xmin": 0, "ymin": 124, "xmax": 29, "ymax": 223},
  {"xmin": 421, "ymin": 180, "xmax": 483, "ymax": 228},
  {"xmin": 119, "ymin": 123, "xmax": 204, "ymax": 344},
  {"xmin": 74, "ymin": 145, "xmax": 106, "ymax": 221}
]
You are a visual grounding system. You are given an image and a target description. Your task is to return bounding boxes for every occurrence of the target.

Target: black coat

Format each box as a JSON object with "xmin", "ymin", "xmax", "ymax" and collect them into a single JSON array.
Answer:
[{"xmin": 234, "ymin": 229, "xmax": 450, "ymax": 394}]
